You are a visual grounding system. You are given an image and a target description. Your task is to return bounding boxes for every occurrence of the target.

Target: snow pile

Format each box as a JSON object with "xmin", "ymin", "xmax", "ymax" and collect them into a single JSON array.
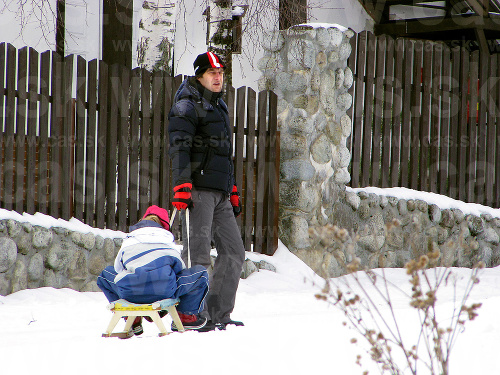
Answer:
[{"xmin": 347, "ymin": 186, "xmax": 500, "ymax": 218}]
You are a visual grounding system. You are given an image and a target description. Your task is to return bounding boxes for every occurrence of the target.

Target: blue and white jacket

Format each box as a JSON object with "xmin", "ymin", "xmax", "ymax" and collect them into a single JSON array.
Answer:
[{"xmin": 113, "ymin": 220, "xmax": 186, "ymax": 304}]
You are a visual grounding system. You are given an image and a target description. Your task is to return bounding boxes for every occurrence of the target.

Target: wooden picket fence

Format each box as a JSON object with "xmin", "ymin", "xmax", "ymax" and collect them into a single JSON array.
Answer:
[
  {"xmin": 347, "ymin": 31, "xmax": 500, "ymax": 208},
  {"xmin": 0, "ymin": 43, "xmax": 279, "ymax": 254}
]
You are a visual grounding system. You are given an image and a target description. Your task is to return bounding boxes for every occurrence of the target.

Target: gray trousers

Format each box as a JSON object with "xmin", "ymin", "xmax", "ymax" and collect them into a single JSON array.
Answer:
[{"xmin": 181, "ymin": 189, "xmax": 245, "ymax": 323}]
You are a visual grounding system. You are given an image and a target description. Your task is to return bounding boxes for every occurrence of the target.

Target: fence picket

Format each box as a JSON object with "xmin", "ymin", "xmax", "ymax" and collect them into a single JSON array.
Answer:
[
  {"xmin": 61, "ymin": 55, "xmax": 74, "ymax": 220},
  {"xmin": 362, "ymin": 32, "xmax": 376, "ymax": 187},
  {"xmin": 486, "ymin": 54, "xmax": 497, "ymax": 207},
  {"xmin": 106, "ymin": 64, "xmax": 120, "ymax": 229},
  {"xmin": 255, "ymin": 90, "xmax": 268, "ymax": 253},
  {"xmin": 15, "ymin": 47, "xmax": 27, "ymax": 213},
  {"xmin": 50, "ymin": 52, "xmax": 63, "ymax": 217},
  {"xmin": 448, "ymin": 47, "xmax": 461, "ymax": 201},
  {"xmin": 477, "ymin": 52, "xmax": 489, "ymax": 205},
  {"xmin": 85, "ymin": 59, "xmax": 98, "ymax": 225},
  {"xmin": 117, "ymin": 66, "xmax": 130, "ymax": 231},
  {"xmin": 26, "ymin": 47, "xmax": 38, "ymax": 215},
  {"xmin": 151, "ymin": 70, "xmax": 163, "ymax": 208},
  {"xmin": 496, "ymin": 57, "xmax": 500, "ymax": 208},
  {"xmin": 38, "ymin": 51, "xmax": 50, "ymax": 214},
  {"xmin": 439, "ymin": 45, "xmax": 451, "ymax": 197},
  {"xmin": 391, "ymin": 38, "xmax": 404, "ymax": 187},
  {"xmin": 351, "ymin": 31, "xmax": 366, "ymax": 187},
  {"xmin": 128, "ymin": 68, "xmax": 141, "ymax": 225},
  {"xmin": 96, "ymin": 60, "xmax": 108, "ymax": 229},
  {"xmin": 0, "ymin": 43, "xmax": 5, "ymax": 203},
  {"xmin": 410, "ymin": 41, "xmax": 423, "ymax": 190},
  {"xmin": 5, "ymin": 44, "xmax": 16, "ymax": 210},
  {"xmin": 139, "ymin": 69, "xmax": 151, "ymax": 215},
  {"xmin": 371, "ymin": 35, "xmax": 385, "ymax": 187},
  {"xmin": 75, "ymin": 55, "xmax": 87, "ymax": 221},
  {"xmin": 244, "ymin": 88, "xmax": 256, "ymax": 251},
  {"xmin": 457, "ymin": 48, "xmax": 469, "ymax": 202},
  {"xmin": 428, "ymin": 43, "xmax": 441, "ymax": 193},
  {"xmin": 467, "ymin": 51, "xmax": 479, "ymax": 203},
  {"xmin": 266, "ymin": 92, "xmax": 279, "ymax": 255},
  {"xmin": 381, "ymin": 35, "xmax": 394, "ymax": 188}
]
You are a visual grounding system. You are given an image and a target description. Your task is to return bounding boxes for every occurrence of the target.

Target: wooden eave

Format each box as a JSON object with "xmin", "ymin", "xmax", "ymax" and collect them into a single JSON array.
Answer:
[{"xmin": 360, "ymin": 0, "xmax": 500, "ymax": 52}]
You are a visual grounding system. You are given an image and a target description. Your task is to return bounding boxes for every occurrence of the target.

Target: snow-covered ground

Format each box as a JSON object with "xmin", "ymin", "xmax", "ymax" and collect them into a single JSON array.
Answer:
[
  {"xmin": 1, "ymin": 242, "xmax": 499, "ymax": 375},
  {"xmin": 1, "ymin": 187, "xmax": 500, "ymax": 374}
]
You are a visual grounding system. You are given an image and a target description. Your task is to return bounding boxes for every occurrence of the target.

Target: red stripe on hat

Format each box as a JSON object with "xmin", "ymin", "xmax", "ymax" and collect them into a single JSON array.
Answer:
[{"xmin": 207, "ymin": 52, "xmax": 221, "ymax": 68}]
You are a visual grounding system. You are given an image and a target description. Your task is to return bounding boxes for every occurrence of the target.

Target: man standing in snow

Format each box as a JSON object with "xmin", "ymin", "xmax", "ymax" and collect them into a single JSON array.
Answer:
[{"xmin": 168, "ymin": 51, "xmax": 245, "ymax": 331}]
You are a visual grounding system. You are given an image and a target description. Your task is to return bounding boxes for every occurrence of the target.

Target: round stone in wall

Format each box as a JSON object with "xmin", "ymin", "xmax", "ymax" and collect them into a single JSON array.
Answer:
[
  {"xmin": 7, "ymin": 220, "xmax": 22, "ymax": 237},
  {"xmin": 340, "ymin": 114, "xmax": 352, "ymax": 137},
  {"xmin": 329, "ymin": 28, "xmax": 344, "ymax": 47},
  {"xmin": 335, "ymin": 68, "xmax": 344, "ymax": 88},
  {"xmin": 32, "ymin": 227, "xmax": 53, "ymax": 248},
  {"xmin": 339, "ymin": 42, "xmax": 352, "ymax": 61},
  {"xmin": 316, "ymin": 27, "xmax": 331, "ymax": 48},
  {"xmin": 46, "ymin": 242, "xmax": 77, "ymax": 272},
  {"xmin": 316, "ymin": 51, "xmax": 327, "ymax": 69},
  {"xmin": 289, "ymin": 71, "xmax": 309, "ymax": 93},
  {"xmin": 328, "ymin": 50, "xmax": 340, "ymax": 63},
  {"xmin": 28, "ymin": 253, "xmax": 44, "ymax": 281},
  {"xmin": 334, "ymin": 167, "xmax": 351, "ymax": 184},
  {"xmin": 336, "ymin": 92, "xmax": 352, "ymax": 112},
  {"xmin": 0, "ymin": 237, "xmax": 17, "ymax": 273},
  {"xmin": 337, "ymin": 145, "xmax": 351, "ymax": 168},
  {"xmin": 281, "ymin": 159, "xmax": 316, "ymax": 181},
  {"xmin": 311, "ymin": 134, "xmax": 332, "ymax": 164},
  {"xmin": 11, "ymin": 260, "xmax": 27, "ymax": 293},
  {"xmin": 344, "ymin": 67, "xmax": 353, "ymax": 88},
  {"xmin": 319, "ymin": 71, "xmax": 336, "ymax": 115}
]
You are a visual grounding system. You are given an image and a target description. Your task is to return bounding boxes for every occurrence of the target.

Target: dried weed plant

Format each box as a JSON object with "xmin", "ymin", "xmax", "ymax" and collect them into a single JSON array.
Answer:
[{"xmin": 309, "ymin": 222, "xmax": 484, "ymax": 375}]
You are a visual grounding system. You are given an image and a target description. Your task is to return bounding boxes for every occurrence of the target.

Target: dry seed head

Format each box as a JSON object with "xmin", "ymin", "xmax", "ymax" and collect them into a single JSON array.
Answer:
[
  {"xmin": 474, "ymin": 261, "xmax": 485, "ymax": 269},
  {"xmin": 417, "ymin": 255, "xmax": 429, "ymax": 269}
]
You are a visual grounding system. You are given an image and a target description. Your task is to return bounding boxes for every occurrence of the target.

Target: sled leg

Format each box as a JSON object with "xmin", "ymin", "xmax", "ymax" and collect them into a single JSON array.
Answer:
[
  {"xmin": 167, "ymin": 306, "xmax": 185, "ymax": 332},
  {"xmin": 149, "ymin": 311, "xmax": 169, "ymax": 337}
]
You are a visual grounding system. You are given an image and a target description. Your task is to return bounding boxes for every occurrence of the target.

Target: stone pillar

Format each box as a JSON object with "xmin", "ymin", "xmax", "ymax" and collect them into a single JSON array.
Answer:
[{"xmin": 258, "ymin": 25, "xmax": 354, "ymax": 261}]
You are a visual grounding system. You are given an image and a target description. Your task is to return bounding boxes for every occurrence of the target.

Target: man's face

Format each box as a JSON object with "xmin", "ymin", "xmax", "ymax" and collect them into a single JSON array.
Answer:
[{"xmin": 197, "ymin": 67, "xmax": 224, "ymax": 93}]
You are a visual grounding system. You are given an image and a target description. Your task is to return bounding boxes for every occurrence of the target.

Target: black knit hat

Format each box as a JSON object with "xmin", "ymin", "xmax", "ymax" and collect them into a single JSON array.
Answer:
[{"xmin": 193, "ymin": 51, "xmax": 225, "ymax": 76}]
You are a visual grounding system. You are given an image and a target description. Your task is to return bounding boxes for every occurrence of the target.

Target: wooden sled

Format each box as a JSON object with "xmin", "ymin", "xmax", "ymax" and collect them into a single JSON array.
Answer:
[{"xmin": 102, "ymin": 298, "xmax": 185, "ymax": 338}]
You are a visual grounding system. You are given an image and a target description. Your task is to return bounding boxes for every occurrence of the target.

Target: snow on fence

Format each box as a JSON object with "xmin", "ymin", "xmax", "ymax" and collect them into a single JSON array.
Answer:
[{"xmin": 0, "ymin": 43, "xmax": 279, "ymax": 255}]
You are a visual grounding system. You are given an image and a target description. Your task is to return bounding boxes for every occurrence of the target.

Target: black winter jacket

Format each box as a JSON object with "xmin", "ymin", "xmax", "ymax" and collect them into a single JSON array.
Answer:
[{"xmin": 168, "ymin": 77, "xmax": 235, "ymax": 194}]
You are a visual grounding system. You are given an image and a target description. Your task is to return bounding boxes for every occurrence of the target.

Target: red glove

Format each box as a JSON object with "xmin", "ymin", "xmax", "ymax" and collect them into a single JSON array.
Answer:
[
  {"xmin": 172, "ymin": 183, "xmax": 193, "ymax": 210},
  {"xmin": 230, "ymin": 185, "xmax": 242, "ymax": 217}
]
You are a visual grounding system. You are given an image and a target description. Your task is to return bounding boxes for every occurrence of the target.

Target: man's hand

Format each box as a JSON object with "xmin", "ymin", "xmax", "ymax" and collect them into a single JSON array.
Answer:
[
  {"xmin": 230, "ymin": 185, "xmax": 242, "ymax": 217},
  {"xmin": 172, "ymin": 183, "xmax": 193, "ymax": 210}
]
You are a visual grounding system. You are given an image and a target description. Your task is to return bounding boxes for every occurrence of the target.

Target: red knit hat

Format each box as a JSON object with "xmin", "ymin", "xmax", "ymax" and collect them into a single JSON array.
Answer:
[
  {"xmin": 142, "ymin": 205, "xmax": 170, "ymax": 230},
  {"xmin": 193, "ymin": 51, "xmax": 225, "ymax": 76}
]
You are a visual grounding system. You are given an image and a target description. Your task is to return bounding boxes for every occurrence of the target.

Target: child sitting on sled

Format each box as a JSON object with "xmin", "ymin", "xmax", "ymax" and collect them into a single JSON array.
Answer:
[{"xmin": 97, "ymin": 205, "xmax": 208, "ymax": 334}]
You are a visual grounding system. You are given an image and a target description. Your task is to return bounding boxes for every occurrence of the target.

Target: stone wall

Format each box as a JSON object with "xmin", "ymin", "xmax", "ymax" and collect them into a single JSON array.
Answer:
[
  {"xmin": 258, "ymin": 24, "xmax": 355, "ymax": 260},
  {"xmin": 310, "ymin": 189, "xmax": 500, "ymax": 277},
  {"xmin": 0, "ymin": 220, "xmax": 123, "ymax": 296},
  {"xmin": 0, "ymin": 218, "xmax": 275, "ymax": 296},
  {"xmin": 258, "ymin": 24, "xmax": 500, "ymax": 276}
]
